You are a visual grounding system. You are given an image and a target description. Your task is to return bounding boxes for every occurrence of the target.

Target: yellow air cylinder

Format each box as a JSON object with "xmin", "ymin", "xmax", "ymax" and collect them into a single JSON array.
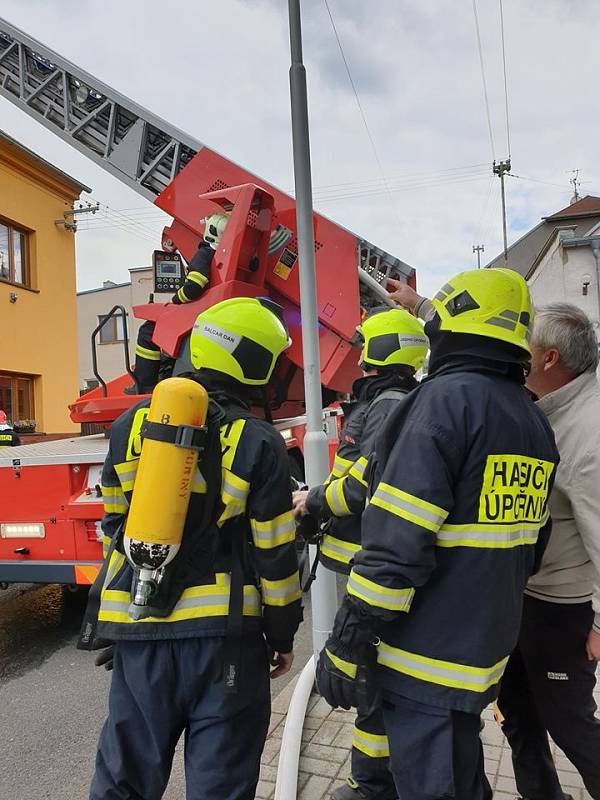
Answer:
[{"xmin": 124, "ymin": 377, "xmax": 209, "ymax": 547}]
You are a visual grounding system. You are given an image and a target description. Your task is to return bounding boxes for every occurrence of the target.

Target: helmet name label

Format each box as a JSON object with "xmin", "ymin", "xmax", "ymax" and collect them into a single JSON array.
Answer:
[
  {"xmin": 200, "ymin": 323, "xmax": 241, "ymax": 354},
  {"xmin": 478, "ymin": 454, "xmax": 555, "ymax": 523}
]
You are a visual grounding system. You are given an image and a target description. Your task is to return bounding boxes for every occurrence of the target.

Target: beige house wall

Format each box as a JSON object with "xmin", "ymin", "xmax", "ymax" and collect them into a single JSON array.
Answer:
[{"xmin": 77, "ymin": 267, "xmax": 153, "ymax": 389}]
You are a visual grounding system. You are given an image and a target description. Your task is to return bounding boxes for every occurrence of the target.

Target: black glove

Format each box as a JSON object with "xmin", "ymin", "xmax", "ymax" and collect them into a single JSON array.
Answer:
[
  {"xmin": 94, "ymin": 645, "xmax": 115, "ymax": 671},
  {"xmin": 316, "ymin": 600, "xmax": 378, "ymax": 712}
]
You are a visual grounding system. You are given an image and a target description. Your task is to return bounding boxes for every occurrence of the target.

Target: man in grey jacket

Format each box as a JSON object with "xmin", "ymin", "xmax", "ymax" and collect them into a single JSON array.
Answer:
[{"xmin": 387, "ymin": 282, "xmax": 600, "ymax": 800}]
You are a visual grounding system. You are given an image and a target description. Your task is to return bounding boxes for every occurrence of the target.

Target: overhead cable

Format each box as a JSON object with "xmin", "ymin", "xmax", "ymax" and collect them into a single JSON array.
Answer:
[
  {"xmin": 315, "ymin": 174, "xmax": 489, "ymax": 204},
  {"xmin": 322, "ymin": 0, "xmax": 402, "ymax": 223},
  {"xmin": 499, "ymin": 0, "xmax": 511, "ymax": 157},
  {"xmin": 312, "ymin": 163, "xmax": 490, "ymax": 192},
  {"xmin": 472, "ymin": 0, "xmax": 496, "ymax": 160}
]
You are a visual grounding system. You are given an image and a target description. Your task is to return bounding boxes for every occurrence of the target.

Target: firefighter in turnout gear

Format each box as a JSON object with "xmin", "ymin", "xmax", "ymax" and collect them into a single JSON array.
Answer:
[
  {"xmin": 316, "ymin": 269, "xmax": 560, "ymax": 800},
  {"xmin": 127, "ymin": 213, "xmax": 229, "ymax": 394},
  {"xmin": 0, "ymin": 410, "xmax": 20, "ymax": 446},
  {"xmin": 84, "ymin": 296, "xmax": 303, "ymax": 800},
  {"xmin": 293, "ymin": 308, "xmax": 428, "ymax": 800}
]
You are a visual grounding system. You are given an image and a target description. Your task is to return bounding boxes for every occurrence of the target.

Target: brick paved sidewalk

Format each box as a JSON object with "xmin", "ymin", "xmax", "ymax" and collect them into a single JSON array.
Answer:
[{"xmin": 258, "ymin": 677, "xmax": 599, "ymax": 800}]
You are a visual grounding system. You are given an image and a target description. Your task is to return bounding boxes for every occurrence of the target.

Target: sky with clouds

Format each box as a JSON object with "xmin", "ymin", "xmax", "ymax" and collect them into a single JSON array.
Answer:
[{"xmin": 1, "ymin": 0, "xmax": 599, "ymax": 299}]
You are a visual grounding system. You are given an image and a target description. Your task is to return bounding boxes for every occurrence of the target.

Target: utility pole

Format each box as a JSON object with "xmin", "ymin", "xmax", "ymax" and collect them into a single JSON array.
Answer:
[
  {"xmin": 493, "ymin": 158, "xmax": 511, "ymax": 264},
  {"xmin": 473, "ymin": 244, "xmax": 485, "ymax": 269},
  {"xmin": 288, "ymin": 0, "xmax": 337, "ymax": 656},
  {"xmin": 570, "ymin": 169, "xmax": 581, "ymax": 204}
]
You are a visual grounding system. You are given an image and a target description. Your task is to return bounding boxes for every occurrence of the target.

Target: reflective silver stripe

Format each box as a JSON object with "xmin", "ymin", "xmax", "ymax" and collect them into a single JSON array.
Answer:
[
  {"xmin": 103, "ymin": 493, "xmax": 128, "ymax": 511},
  {"xmin": 104, "ymin": 552, "xmax": 125, "ymax": 587},
  {"xmin": 377, "ymin": 642, "xmax": 508, "ymax": 692},
  {"xmin": 437, "ymin": 526, "xmax": 539, "ymax": 547},
  {"xmin": 222, "ymin": 478, "xmax": 248, "ymax": 502},
  {"xmin": 326, "ymin": 479, "xmax": 350, "ymax": 516},
  {"xmin": 186, "ymin": 272, "xmax": 208, "ymax": 287},
  {"xmin": 100, "ymin": 590, "xmax": 261, "ymax": 615},
  {"xmin": 191, "ymin": 468, "xmax": 207, "ymax": 494},
  {"xmin": 251, "ymin": 514, "xmax": 296, "ymax": 547},
  {"xmin": 486, "ymin": 316, "xmax": 516, "ymax": 331},
  {"xmin": 441, "ymin": 283, "xmax": 455, "ymax": 295},
  {"xmin": 262, "ymin": 584, "xmax": 296, "ymax": 600},
  {"xmin": 115, "ymin": 466, "xmax": 137, "ymax": 484},
  {"xmin": 321, "ymin": 535, "xmax": 360, "ymax": 562},
  {"xmin": 373, "ymin": 485, "xmax": 446, "ymax": 527},
  {"xmin": 499, "ymin": 309, "xmax": 519, "ymax": 321},
  {"xmin": 347, "ymin": 571, "xmax": 414, "ymax": 611},
  {"xmin": 352, "ymin": 728, "xmax": 389, "ymax": 757}
]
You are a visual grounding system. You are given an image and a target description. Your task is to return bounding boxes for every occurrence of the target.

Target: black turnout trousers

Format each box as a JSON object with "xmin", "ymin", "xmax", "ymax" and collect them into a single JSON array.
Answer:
[
  {"xmin": 90, "ymin": 636, "xmax": 271, "ymax": 800},
  {"xmin": 498, "ymin": 595, "xmax": 600, "ymax": 800},
  {"xmin": 381, "ymin": 691, "xmax": 493, "ymax": 800}
]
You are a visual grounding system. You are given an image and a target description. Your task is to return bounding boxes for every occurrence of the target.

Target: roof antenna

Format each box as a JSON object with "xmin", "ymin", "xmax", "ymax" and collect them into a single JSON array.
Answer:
[{"xmin": 569, "ymin": 169, "xmax": 581, "ymax": 204}]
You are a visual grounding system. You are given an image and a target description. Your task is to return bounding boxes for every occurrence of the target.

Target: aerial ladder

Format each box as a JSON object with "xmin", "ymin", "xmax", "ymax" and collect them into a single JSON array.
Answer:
[{"xmin": 0, "ymin": 17, "xmax": 415, "ymax": 424}]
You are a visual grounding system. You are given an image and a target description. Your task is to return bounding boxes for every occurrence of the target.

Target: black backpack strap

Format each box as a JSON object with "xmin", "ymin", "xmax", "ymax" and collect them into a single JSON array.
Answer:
[
  {"xmin": 77, "ymin": 528, "xmax": 121, "ymax": 651},
  {"xmin": 210, "ymin": 399, "xmax": 250, "ymax": 694},
  {"xmin": 222, "ymin": 517, "xmax": 246, "ymax": 693}
]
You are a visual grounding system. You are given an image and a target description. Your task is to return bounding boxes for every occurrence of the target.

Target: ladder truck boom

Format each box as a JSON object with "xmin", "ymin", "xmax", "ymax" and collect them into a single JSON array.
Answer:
[{"xmin": 0, "ymin": 17, "xmax": 413, "ymax": 325}]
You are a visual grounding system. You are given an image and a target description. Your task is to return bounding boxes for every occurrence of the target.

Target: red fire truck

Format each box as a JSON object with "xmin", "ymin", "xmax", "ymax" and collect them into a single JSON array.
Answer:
[{"xmin": 0, "ymin": 18, "xmax": 416, "ymax": 588}]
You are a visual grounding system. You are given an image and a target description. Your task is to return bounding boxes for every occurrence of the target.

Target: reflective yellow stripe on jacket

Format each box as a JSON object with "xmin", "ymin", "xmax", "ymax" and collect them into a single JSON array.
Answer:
[
  {"xmin": 325, "ymin": 478, "xmax": 351, "ymax": 516},
  {"xmin": 436, "ymin": 520, "xmax": 546, "ymax": 549},
  {"xmin": 348, "ymin": 456, "xmax": 368, "ymax": 487},
  {"xmin": 352, "ymin": 726, "xmax": 390, "ymax": 758},
  {"xmin": 251, "ymin": 510, "xmax": 296, "ymax": 550},
  {"xmin": 328, "ymin": 454, "xmax": 353, "ymax": 480},
  {"xmin": 326, "ymin": 648, "xmax": 357, "ymax": 679},
  {"xmin": 176, "ymin": 286, "xmax": 190, "ymax": 303},
  {"xmin": 347, "ymin": 570, "xmax": 414, "ymax": 612},
  {"xmin": 101, "ymin": 485, "xmax": 129, "ymax": 515},
  {"xmin": 114, "ymin": 460, "xmax": 139, "ymax": 492},
  {"xmin": 186, "ymin": 271, "xmax": 208, "ymax": 289},
  {"xmin": 260, "ymin": 572, "xmax": 302, "ymax": 607},
  {"xmin": 98, "ymin": 573, "xmax": 261, "ymax": 623},
  {"xmin": 321, "ymin": 534, "xmax": 361, "ymax": 565},
  {"xmin": 370, "ymin": 483, "xmax": 448, "ymax": 532},
  {"xmin": 135, "ymin": 343, "xmax": 161, "ymax": 361},
  {"xmin": 377, "ymin": 640, "xmax": 509, "ymax": 693}
]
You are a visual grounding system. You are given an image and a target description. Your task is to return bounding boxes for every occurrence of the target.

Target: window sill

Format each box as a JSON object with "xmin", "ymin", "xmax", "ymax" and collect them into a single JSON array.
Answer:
[
  {"xmin": 98, "ymin": 340, "xmax": 125, "ymax": 346},
  {"xmin": 0, "ymin": 278, "xmax": 39, "ymax": 294}
]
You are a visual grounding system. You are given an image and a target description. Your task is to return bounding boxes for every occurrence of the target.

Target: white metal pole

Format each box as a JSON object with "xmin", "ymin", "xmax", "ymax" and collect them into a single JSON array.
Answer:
[{"xmin": 288, "ymin": 0, "xmax": 337, "ymax": 655}]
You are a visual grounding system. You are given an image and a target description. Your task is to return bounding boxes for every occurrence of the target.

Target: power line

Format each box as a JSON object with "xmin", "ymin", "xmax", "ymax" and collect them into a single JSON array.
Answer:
[
  {"xmin": 499, "ymin": 0, "xmax": 511, "ymax": 157},
  {"xmin": 322, "ymin": 0, "xmax": 402, "ymax": 223},
  {"xmin": 79, "ymin": 199, "xmax": 159, "ymax": 244},
  {"xmin": 313, "ymin": 167, "xmax": 489, "ymax": 200},
  {"xmin": 89, "ymin": 199, "xmax": 163, "ymax": 239},
  {"xmin": 315, "ymin": 174, "xmax": 489, "ymax": 204},
  {"xmin": 508, "ymin": 173, "xmax": 570, "ymax": 191},
  {"xmin": 312, "ymin": 163, "xmax": 490, "ymax": 192},
  {"xmin": 472, "ymin": 0, "xmax": 496, "ymax": 160}
]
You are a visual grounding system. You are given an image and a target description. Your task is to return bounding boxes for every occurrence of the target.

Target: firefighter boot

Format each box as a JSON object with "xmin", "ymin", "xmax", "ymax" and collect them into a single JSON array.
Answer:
[{"xmin": 332, "ymin": 777, "xmax": 397, "ymax": 800}]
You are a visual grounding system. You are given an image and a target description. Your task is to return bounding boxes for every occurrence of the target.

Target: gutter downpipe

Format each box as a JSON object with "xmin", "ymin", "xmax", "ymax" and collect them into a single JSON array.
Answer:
[
  {"xmin": 274, "ymin": 3, "xmax": 338, "ymax": 799},
  {"xmin": 561, "ymin": 236, "xmax": 600, "ymax": 331}
]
